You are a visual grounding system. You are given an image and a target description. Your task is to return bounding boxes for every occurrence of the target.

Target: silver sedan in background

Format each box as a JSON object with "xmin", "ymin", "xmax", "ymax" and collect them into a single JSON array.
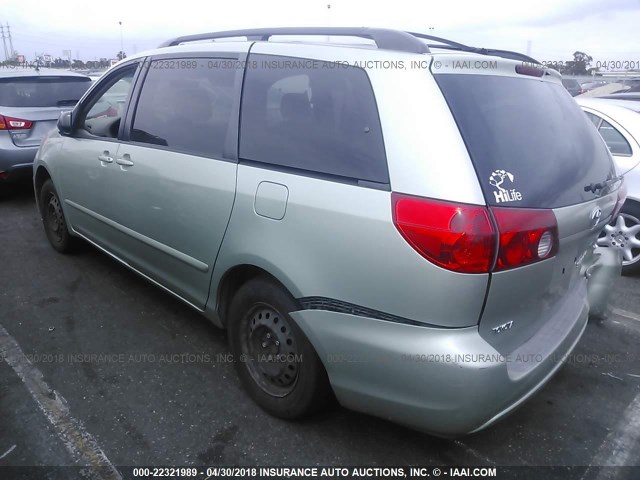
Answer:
[
  {"xmin": 577, "ymin": 97, "xmax": 640, "ymax": 273},
  {"xmin": 0, "ymin": 69, "xmax": 91, "ymax": 192}
]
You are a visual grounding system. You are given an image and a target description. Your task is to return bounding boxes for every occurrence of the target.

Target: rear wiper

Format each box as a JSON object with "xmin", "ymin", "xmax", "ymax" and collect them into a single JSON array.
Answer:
[
  {"xmin": 56, "ymin": 99, "xmax": 79, "ymax": 107},
  {"xmin": 584, "ymin": 175, "xmax": 623, "ymax": 193}
]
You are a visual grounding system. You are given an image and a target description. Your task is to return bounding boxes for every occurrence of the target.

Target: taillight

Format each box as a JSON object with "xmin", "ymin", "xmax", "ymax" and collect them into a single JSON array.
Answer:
[
  {"xmin": 392, "ymin": 193, "xmax": 560, "ymax": 274},
  {"xmin": 0, "ymin": 115, "xmax": 33, "ymax": 130},
  {"xmin": 492, "ymin": 207, "xmax": 558, "ymax": 271},
  {"xmin": 392, "ymin": 193, "xmax": 495, "ymax": 273}
]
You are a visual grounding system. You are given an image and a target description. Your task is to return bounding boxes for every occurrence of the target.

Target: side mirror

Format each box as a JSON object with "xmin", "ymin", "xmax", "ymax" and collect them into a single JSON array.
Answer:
[{"xmin": 57, "ymin": 111, "xmax": 74, "ymax": 136}]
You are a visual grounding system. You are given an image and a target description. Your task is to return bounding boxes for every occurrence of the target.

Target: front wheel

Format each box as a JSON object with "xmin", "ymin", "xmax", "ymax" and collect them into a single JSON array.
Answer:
[
  {"xmin": 40, "ymin": 179, "xmax": 77, "ymax": 253},
  {"xmin": 598, "ymin": 202, "xmax": 640, "ymax": 275},
  {"xmin": 228, "ymin": 276, "xmax": 332, "ymax": 419}
]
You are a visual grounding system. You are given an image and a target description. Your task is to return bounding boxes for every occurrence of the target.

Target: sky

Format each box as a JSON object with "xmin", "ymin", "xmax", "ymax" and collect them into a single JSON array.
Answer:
[{"xmin": 0, "ymin": 0, "xmax": 638, "ymax": 65}]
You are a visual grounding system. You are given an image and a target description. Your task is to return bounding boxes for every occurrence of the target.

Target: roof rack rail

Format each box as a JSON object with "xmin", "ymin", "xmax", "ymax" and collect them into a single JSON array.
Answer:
[
  {"xmin": 159, "ymin": 27, "xmax": 430, "ymax": 54},
  {"xmin": 407, "ymin": 32, "xmax": 541, "ymax": 64}
]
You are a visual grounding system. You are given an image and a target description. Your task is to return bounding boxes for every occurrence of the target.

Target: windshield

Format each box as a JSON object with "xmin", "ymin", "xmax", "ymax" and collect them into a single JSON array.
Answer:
[
  {"xmin": 0, "ymin": 76, "xmax": 92, "ymax": 107},
  {"xmin": 435, "ymin": 74, "xmax": 616, "ymax": 208}
]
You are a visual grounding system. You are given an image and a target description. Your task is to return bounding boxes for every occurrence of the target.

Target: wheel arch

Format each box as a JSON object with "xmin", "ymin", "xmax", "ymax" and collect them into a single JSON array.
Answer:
[
  {"xmin": 34, "ymin": 166, "xmax": 52, "ymax": 215},
  {"xmin": 214, "ymin": 263, "xmax": 301, "ymax": 329}
]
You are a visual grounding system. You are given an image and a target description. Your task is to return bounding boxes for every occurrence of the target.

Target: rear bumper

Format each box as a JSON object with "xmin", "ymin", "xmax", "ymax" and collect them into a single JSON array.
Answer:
[
  {"xmin": 0, "ymin": 135, "xmax": 37, "ymax": 182},
  {"xmin": 585, "ymin": 246, "xmax": 622, "ymax": 318},
  {"xmin": 291, "ymin": 298, "xmax": 588, "ymax": 437}
]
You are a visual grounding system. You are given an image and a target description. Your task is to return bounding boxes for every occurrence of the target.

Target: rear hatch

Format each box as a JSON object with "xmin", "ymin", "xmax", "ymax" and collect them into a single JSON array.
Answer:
[
  {"xmin": 432, "ymin": 57, "xmax": 620, "ymax": 355},
  {"xmin": 0, "ymin": 75, "xmax": 91, "ymax": 147}
]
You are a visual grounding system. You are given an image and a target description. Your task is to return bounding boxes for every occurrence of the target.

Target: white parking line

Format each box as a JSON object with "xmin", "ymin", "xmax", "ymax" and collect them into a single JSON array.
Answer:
[
  {"xmin": 0, "ymin": 324, "xmax": 121, "ymax": 479},
  {"xmin": 0, "ymin": 444, "xmax": 16, "ymax": 460},
  {"xmin": 453, "ymin": 440, "xmax": 496, "ymax": 465},
  {"xmin": 582, "ymin": 392, "xmax": 640, "ymax": 479},
  {"xmin": 611, "ymin": 308, "xmax": 640, "ymax": 323}
]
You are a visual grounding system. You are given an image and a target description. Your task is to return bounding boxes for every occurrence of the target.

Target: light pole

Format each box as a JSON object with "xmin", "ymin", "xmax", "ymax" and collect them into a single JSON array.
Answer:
[{"xmin": 119, "ymin": 21, "xmax": 123, "ymax": 59}]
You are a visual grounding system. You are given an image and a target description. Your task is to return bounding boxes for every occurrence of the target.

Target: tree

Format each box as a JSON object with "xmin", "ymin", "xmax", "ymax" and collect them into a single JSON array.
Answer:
[
  {"xmin": 117, "ymin": 51, "xmax": 127, "ymax": 61},
  {"xmin": 558, "ymin": 51, "xmax": 594, "ymax": 76},
  {"xmin": 571, "ymin": 51, "xmax": 593, "ymax": 75},
  {"xmin": 52, "ymin": 57, "xmax": 70, "ymax": 68}
]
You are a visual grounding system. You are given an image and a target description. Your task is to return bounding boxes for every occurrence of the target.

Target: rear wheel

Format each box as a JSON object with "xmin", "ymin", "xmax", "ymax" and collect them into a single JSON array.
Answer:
[
  {"xmin": 40, "ymin": 179, "xmax": 77, "ymax": 253},
  {"xmin": 228, "ymin": 276, "xmax": 332, "ymax": 419},
  {"xmin": 598, "ymin": 202, "xmax": 640, "ymax": 275}
]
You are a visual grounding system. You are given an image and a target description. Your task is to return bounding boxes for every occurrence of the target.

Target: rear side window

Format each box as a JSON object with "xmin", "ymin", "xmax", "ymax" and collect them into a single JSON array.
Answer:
[
  {"xmin": 0, "ymin": 76, "xmax": 91, "ymax": 107},
  {"xmin": 240, "ymin": 54, "xmax": 388, "ymax": 184},
  {"xmin": 598, "ymin": 120, "xmax": 632, "ymax": 156},
  {"xmin": 131, "ymin": 59, "xmax": 236, "ymax": 158},
  {"xmin": 585, "ymin": 111, "xmax": 601, "ymax": 127},
  {"xmin": 435, "ymin": 74, "xmax": 615, "ymax": 208}
]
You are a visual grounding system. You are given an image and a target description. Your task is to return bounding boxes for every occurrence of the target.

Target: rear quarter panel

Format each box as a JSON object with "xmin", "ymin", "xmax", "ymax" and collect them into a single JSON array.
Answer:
[{"xmin": 210, "ymin": 164, "xmax": 489, "ymax": 328}]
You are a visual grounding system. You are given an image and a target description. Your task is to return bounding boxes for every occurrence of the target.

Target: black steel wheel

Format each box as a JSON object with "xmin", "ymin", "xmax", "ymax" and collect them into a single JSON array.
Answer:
[
  {"xmin": 242, "ymin": 303, "xmax": 300, "ymax": 397},
  {"xmin": 228, "ymin": 276, "xmax": 332, "ymax": 419},
  {"xmin": 40, "ymin": 179, "xmax": 77, "ymax": 253}
]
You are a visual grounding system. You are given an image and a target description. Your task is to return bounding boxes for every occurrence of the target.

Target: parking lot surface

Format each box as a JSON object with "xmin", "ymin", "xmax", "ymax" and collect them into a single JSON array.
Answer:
[{"xmin": 1, "ymin": 185, "xmax": 639, "ymax": 477}]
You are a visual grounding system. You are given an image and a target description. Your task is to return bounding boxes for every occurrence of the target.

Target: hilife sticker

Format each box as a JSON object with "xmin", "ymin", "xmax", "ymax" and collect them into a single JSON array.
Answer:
[{"xmin": 489, "ymin": 169, "xmax": 522, "ymax": 203}]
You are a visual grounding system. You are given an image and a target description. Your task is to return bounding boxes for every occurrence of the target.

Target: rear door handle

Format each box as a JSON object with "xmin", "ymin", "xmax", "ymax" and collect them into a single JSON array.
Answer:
[
  {"xmin": 98, "ymin": 153, "xmax": 113, "ymax": 163},
  {"xmin": 116, "ymin": 154, "xmax": 134, "ymax": 167}
]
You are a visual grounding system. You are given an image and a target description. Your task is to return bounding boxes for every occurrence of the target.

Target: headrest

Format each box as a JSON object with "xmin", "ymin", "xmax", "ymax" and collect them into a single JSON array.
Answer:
[{"xmin": 280, "ymin": 92, "xmax": 312, "ymax": 122}]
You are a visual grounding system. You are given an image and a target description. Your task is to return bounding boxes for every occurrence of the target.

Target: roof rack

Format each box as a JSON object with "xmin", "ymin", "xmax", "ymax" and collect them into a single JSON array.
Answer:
[
  {"xmin": 159, "ymin": 27, "xmax": 539, "ymax": 64},
  {"xmin": 159, "ymin": 27, "xmax": 430, "ymax": 54},
  {"xmin": 407, "ymin": 32, "xmax": 541, "ymax": 64}
]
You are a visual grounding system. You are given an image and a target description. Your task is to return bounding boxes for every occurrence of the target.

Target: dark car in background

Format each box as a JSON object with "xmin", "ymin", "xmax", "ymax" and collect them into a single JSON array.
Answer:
[
  {"xmin": 0, "ymin": 69, "xmax": 91, "ymax": 191},
  {"xmin": 562, "ymin": 78, "xmax": 584, "ymax": 96},
  {"xmin": 581, "ymin": 80, "xmax": 610, "ymax": 93}
]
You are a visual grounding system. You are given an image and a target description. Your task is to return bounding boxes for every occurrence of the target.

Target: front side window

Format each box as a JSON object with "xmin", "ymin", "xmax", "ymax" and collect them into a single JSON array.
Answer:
[
  {"xmin": 80, "ymin": 66, "xmax": 136, "ymax": 138},
  {"xmin": 239, "ymin": 54, "xmax": 388, "ymax": 184},
  {"xmin": 130, "ymin": 58, "xmax": 236, "ymax": 158}
]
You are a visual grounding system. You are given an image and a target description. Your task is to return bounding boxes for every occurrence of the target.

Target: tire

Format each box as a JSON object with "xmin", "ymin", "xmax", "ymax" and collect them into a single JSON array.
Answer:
[
  {"xmin": 228, "ymin": 276, "xmax": 332, "ymax": 419},
  {"xmin": 598, "ymin": 201, "xmax": 640, "ymax": 275},
  {"xmin": 39, "ymin": 179, "xmax": 77, "ymax": 253}
]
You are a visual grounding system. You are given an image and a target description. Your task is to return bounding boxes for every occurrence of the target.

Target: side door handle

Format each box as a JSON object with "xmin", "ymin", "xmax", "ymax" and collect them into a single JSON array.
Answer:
[
  {"xmin": 98, "ymin": 152, "xmax": 113, "ymax": 163},
  {"xmin": 116, "ymin": 154, "xmax": 134, "ymax": 167}
]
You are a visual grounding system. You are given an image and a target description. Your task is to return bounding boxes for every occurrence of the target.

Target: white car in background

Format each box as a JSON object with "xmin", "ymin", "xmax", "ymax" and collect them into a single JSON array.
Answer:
[{"xmin": 576, "ymin": 97, "xmax": 640, "ymax": 273}]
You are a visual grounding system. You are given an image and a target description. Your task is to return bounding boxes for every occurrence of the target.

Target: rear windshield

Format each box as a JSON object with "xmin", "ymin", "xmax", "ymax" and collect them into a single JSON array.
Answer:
[
  {"xmin": 435, "ymin": 74, "xmax": 615, "ymax": 208},
  {"xmin": 0, "ymin": 76, "xmax": 92, "ymax": 107}
]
